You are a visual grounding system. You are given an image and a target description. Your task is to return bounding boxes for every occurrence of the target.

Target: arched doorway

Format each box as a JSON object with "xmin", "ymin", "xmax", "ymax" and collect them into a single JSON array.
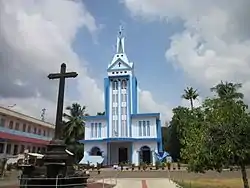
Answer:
[
  {"xmin": 140, "ymin": 146, "xmax": 151, "ymax": 164},
  {"xmin": 90, "ymin": 147, "xmax": 102, "ymax": 156},
  {"xmin": 118, "ymin": 147, "xmax": 128, "ymax": 164}
]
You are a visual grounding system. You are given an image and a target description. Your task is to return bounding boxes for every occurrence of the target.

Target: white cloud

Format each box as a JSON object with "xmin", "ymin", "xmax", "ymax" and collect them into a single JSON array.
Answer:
[
  {"xmin": 123, "ymin": 0, "xmax": 250, "ymax": 102},
  {"xmin": 139, "ymin": 89, "xmax": 173, "ymax": 122},
  {"xmin": 0, "ymin": 0, "xmax": 103, "ymax": 123},
  {"xmin": 0, "ymin": 0, "xmax": 171, "ymax": 125},
  {"xmin": 0, "ymin": 97, "xmax": 56, "ymax": 123}
]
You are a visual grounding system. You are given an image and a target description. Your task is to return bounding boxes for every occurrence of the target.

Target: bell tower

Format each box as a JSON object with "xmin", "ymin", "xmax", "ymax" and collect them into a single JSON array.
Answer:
[{"xmin": 104, "ymin": 26, "xmax": 138, "ymax": 138}]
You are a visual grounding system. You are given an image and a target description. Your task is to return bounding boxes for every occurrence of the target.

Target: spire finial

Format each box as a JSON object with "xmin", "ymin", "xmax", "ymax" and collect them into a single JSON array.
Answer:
[
  {"xmin": 117, "ymin": 25, "xmax": 124, "ymax": 54},
  {"xmin": 118, "ymin": 24, "xmax": 124, "ymax": 38}
]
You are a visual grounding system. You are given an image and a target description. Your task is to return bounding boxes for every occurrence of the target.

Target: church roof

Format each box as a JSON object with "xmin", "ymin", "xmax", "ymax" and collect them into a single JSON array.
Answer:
[{"xmin": 131, "ymin": 113, "xmax": 160, "ymax": 119}]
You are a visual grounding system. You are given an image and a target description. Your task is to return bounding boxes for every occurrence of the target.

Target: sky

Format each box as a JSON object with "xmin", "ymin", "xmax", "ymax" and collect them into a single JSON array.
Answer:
[{"xmin": 0, "ymin": 0, "xmax": 250, "ymax": 124}]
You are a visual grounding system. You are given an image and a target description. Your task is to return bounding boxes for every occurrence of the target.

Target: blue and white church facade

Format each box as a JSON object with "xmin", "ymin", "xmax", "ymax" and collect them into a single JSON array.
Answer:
[{"xmin": 80, "ymin": 29, "xmax": 163, "ymax": 166}]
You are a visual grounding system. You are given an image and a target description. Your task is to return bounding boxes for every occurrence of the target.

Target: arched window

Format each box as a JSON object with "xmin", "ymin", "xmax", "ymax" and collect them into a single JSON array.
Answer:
[
  {"xmin": 91, "ymin": 123, "xmax": 94, "ymax": 137},
  {"xmin": 90, "ymin": 147, "xmax": 102, "ymax": 156},
  {"xmin": 112, "ymin": 81, "xmax": 118, "ymax": 90},
  {"xmin": 147, "ymin": 121, "xmax": 150, "ymax": 136},
  {"xmin": 94, "ymin": 123, "xmax": 98, "ymax": 137},
  {"xmin": 121, "ymin": 80, "xmax": 127, "ymax": 89},
  {"xmin": 140, "ymin": 146, "xmax": 151, "ymax": 164},
  {"xmin": 143, "ymin": 121, "xmax": 146, "ymax": 136},
  {"xmin": 139, "ymin": 121, "xmax": 142, "ymax": 136},
  {"xmin": 98, "ymin": 123, "xmax": 102, "ymax": 137}
]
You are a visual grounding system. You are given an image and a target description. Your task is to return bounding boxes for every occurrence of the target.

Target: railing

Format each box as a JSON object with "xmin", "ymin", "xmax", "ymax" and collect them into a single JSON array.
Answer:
[{"xmin": 18, "ymin": 170, "xmax": 120, "ymax": 188}]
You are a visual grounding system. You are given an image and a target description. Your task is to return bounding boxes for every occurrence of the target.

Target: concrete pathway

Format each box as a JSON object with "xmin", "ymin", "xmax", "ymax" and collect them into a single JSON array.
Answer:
[
  {"xmin": 146, "ymin": 178, "xmax": 179, "ymax": 188},
  {"xmin": 96, "ymin": 178, "xmax": 179, "ymax": 188}
]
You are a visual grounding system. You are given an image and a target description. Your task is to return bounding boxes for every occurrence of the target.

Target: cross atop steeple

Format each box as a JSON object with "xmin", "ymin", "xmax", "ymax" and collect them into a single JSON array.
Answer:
[
  {"xmin": 118, "ymin": 25, "xmax": 123, "ymax": 38},
  {"xmin": 117, "ymin": 25, "xmax": 125, "ymax": 54}
]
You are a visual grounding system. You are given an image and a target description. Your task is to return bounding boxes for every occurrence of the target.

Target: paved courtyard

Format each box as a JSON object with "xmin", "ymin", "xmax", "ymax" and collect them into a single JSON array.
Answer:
[
  {"xmin": 90, "ymin": 169, "xmax": 247, "ymax": 179},
  {"xmin": 93, "ymin": 178, "xmax": 178, "ymax": 188},
  {"xmin": 1, "ymin": 178, "xmax": 178, "ymax": 188},
  {"xmin": 1, "ymin": 169, "xmax": 248, "ymax": 187}
]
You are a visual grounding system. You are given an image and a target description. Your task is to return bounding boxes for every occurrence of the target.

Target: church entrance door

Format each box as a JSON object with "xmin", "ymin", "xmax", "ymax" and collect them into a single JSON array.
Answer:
[
  {"xmin": 140, "ymin": 146, "xmax": 151, "ymax": 164},
  {"xmin": 118, "ymin": 147, "xmax": 128, "ymax": 164}
]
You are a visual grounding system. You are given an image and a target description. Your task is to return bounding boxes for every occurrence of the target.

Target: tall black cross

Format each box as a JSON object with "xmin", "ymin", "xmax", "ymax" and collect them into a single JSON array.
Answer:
[{"xmin": 48, "ymin": 63, "xmax": 78, "ymax": 140}]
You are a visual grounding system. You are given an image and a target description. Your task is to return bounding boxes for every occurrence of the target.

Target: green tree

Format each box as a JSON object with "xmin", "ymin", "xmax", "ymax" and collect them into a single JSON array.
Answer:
[
  {"xmin": 161, "ymin": 124, "xmax": 170, "ymax": 151},
  {"xmin": 203, "ymin": 98, "xmax": 250, "ymax": 188},
  {"xmin": 180, "ymin": 107, "xmax": 206, "ymax": 170},
  {"xmin": 181, "ymin": 82, "xmax": 250, "ymax": 188},
  {"xmin": 63, "ymin": 103, "xmax": 89, "ymax": 162},
  {"xmin": 168, "ymin": 106, "xmax": 190, "ymax": 161},
  {"xmin": 182, "ymin": 87, "xmax": 199, "ymax": 110}
]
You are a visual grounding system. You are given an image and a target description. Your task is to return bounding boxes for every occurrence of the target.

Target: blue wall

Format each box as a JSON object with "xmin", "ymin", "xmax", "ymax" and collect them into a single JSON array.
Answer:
[
  {"xmin": 157, "ymin": 119, "xmax": 163, "ymax": 152},
  {"xmin": 132, "ymin": 76, "xmax": 138, "ymax": 114},
  {"xmin": 104, "ymin": 78, "xmax": 110, "ymax": 137},
  {"xmin": 127, "ymin": 78, "xmax": 131, "ymax": 137}
]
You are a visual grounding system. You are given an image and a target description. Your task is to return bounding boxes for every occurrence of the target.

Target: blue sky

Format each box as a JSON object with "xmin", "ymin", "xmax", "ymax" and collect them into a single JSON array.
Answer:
[
  {"xmin": 73, "ymin": 0, "xmax": 188, "ymax": 108},
  {"xmin": 2, "ymin": 0, "xmax": 247, "ymax": 122}
]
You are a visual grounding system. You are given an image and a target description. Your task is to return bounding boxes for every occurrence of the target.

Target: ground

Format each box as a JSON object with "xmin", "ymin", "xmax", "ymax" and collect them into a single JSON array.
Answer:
[
  {"xmin": 1, "ymin": 169, "xmax": 249, "ymax": 188},
  {"xmin": 91, "ymin": 178, "xmax": 177, "ymax": 188},
  {"xmin": 176, "ymin": 178, "xmax": 246, "ymax": 188}
]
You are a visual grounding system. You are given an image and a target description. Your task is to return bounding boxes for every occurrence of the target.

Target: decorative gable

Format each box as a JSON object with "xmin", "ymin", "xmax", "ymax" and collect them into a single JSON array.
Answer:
[{"xmin": 107, "ymin": 59, "xmax": 131, "ymax": 72}]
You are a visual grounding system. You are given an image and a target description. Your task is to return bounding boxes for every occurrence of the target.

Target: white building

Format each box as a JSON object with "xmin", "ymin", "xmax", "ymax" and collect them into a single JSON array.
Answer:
[
  {"xmin": 80, "ymin": 28, "xmax": 162, "ymax": 166},
  {"xmin": 0, "ymin": 106, "xmax": 54, "ymax": 159}
]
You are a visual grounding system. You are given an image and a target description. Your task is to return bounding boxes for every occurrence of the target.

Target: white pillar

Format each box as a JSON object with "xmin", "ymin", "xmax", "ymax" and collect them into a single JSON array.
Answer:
[
  {"xmin": 10, "ymin": 143, "xmax": 14, "ymax": 155},
  {"xmin": 118, "ymin": 80, "xmax": 121, "ymax": 137},
  {"xmin": 3, "ymin": 142, "xmax": 7, "ymax": 155},
  {"xmin": 152, "ymin": 150, "xmax": 156, "ymax": 165},
  {"xmin": 136, "ymin": 151, "xmax": 139, "ymax": 166}
]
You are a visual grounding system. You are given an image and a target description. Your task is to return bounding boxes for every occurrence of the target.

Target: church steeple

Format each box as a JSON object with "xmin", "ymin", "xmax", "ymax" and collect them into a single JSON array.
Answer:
[
  {"xmin": 107, "ymin": 26, "xmax": 134, "ymax": 75},
  {"xmin": 116, "ymin": 25, "xmax": 125, "ymax": 54}
]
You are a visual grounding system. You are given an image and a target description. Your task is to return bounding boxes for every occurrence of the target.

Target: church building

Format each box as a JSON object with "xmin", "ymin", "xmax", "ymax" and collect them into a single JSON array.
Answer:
[{"xmin": 80, "ymin": 28, "xmax": 162, "ymax": 166}]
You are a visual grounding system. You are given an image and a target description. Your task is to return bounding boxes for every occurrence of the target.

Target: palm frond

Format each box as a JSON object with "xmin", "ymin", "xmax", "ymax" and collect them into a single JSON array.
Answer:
[{"xmin": 211, "ymin": 81, "xmax": 243, "ymax": 100}]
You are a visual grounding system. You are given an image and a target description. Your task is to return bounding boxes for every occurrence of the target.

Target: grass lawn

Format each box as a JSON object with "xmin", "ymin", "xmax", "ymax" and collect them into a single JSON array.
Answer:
[{"xmin": 176, "ymin": 178, "xmax": 246, "ymax": 188}]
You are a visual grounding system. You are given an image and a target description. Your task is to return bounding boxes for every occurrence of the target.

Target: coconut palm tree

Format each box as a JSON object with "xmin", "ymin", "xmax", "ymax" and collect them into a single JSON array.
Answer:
[
  {"xmin": 210, "ymin": 81, "xmax": 244, "ymax": 100},
  {"xmin": 63, "ymin": 103, "xmax": 89, "ymax": 162},
  {"xmin": 63, "ymin": 103, "xmax": 89, "ymax": 143},
  {"xmin": 182, "ymin": 87, "xmax": 199, "ymax": 110}
]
